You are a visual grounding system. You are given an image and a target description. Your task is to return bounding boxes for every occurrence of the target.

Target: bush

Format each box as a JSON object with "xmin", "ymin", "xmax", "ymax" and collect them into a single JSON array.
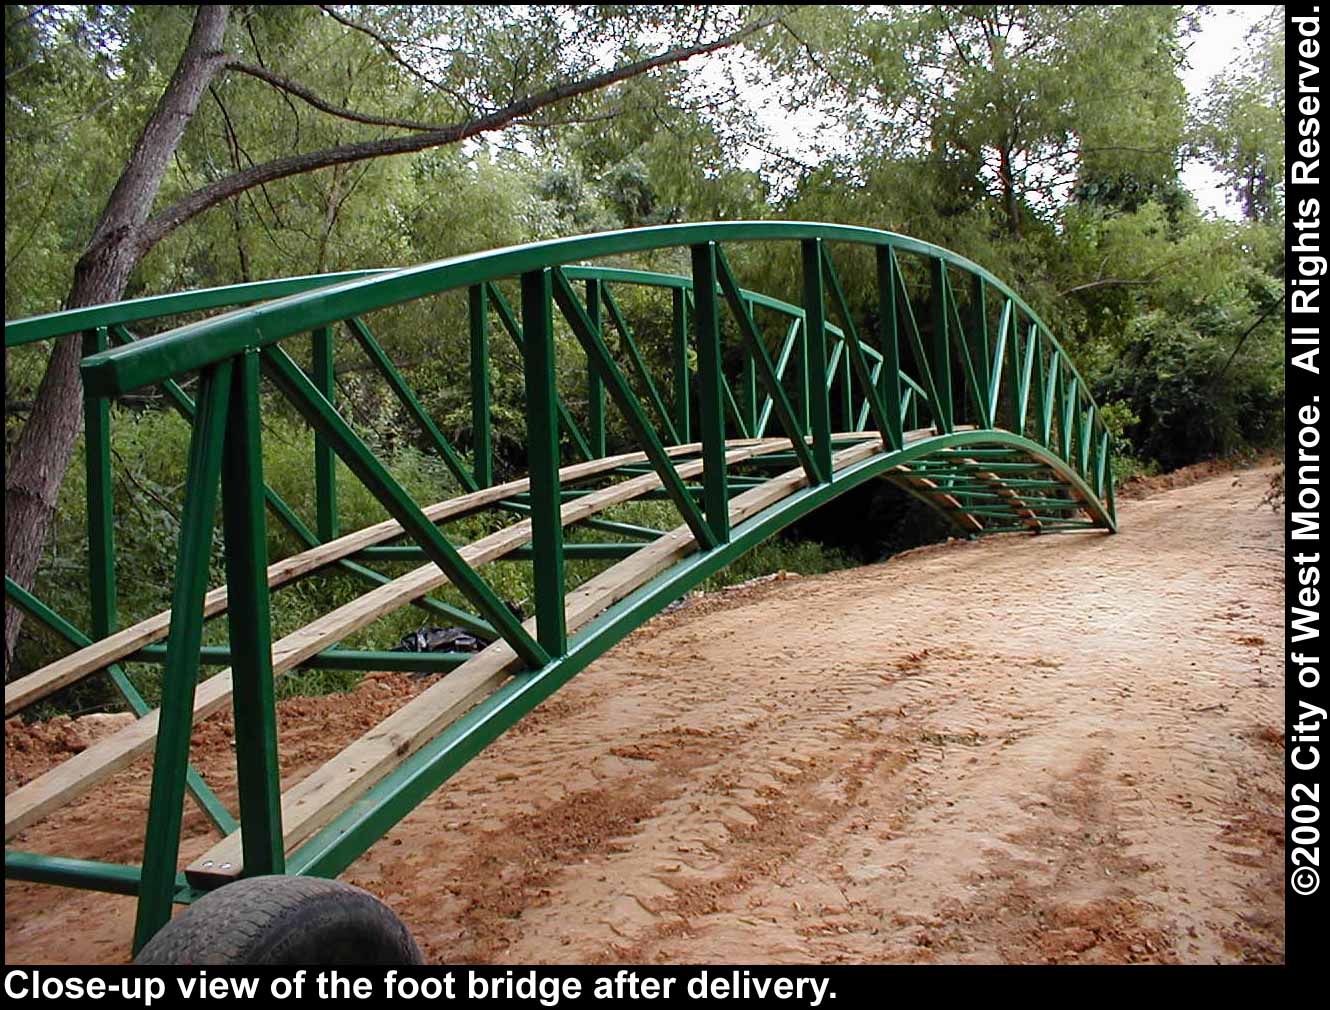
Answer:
[{"xmin": 1095, "ymin": 312, "xmax": 1283, "ymax": 470}]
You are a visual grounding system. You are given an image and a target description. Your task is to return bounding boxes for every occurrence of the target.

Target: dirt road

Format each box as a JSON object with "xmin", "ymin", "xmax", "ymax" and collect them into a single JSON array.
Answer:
[{"xmin": 4, "ymin": 464, "xmax": 1285, "ymax": 964}]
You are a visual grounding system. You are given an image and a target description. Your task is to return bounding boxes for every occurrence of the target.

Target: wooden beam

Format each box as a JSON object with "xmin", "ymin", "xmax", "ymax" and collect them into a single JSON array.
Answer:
[
  {"xmin": 187, "ymin": 435, "xmax": 894, "ymax": 884},
  {"xmin": 5, "ymin": 436, "xmax": 866, "ymax": 840},
  {"xmin": 886, "ymin": 466, "xmax": 984, "ymax": 534},
  {"xmin": 4, "ymin": 439, "xmax": 776, "ymax": 717}
]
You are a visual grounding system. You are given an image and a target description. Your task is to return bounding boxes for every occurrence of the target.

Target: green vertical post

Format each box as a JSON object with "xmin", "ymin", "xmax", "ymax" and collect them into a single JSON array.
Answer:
[
  {"xmin": 221, "ymin": 351, "xmax": 284, "ymax": 878},
  {"xmin": 838, "ymin": 342, "xmax": 853, "ymax": 432},
  {"xmin": 133, "ymin": 360, "xmax": 233, "ymax": 955},
  {"xmin": 672, "ymin": 288, "xmax": 691, "ymax": 444},
  {"xmin": 521, "ymin": 269, "xmax": 567, "ymax": 655},
  {"xmin": 311, "ymin": 325, "xmax": 338, "ymax": 541},
  {"xmin": 743, "ymin": 336, "xmax": 758, "ymax": 437},
  {"xmin": 469, "ymin": 285, "xmax": 493, "ymax": 486},
  {"xmin": 971, "ymin": 274, "xmax": 991, "ymax": 426},
  {"xmin": 876, "ymin": 248, "xmax": 905, "ymax": 450},
  {"xmin": 928, "ymin": 258, "xmax": 954, "ymax": 432},
  {"xmin": 585, "ymin": 279, "xmax": 607, "ymax": 458},
  {"xmin": 800, "ymin": 240, "xmax": 834, "ymax": 481},
  {"xmin": 82, "ymin": 327, "xmax": 116, "ymax": 638},
  {"xmin": 690, "ymin": 242, "xmax": 731, "ymax": 543}
]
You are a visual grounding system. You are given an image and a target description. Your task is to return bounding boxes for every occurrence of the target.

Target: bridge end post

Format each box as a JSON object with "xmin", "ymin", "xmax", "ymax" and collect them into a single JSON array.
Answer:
[
  {"xmin": 221, "ymin": 350, "xmax": 285, "ymax": 880},
  {"xmin": 132, "ymin": 360, "xmax": 234, "ymax": 956},
  {"xmin": 82, "ymin": 326, "xmax": 118, "ymax": 640}
]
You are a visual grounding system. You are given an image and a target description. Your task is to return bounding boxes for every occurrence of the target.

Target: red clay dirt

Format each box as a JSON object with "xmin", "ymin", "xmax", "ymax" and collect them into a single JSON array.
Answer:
[{"xmin": 4, "ymin": 464, "xmax": 1285, "ymax": 964}]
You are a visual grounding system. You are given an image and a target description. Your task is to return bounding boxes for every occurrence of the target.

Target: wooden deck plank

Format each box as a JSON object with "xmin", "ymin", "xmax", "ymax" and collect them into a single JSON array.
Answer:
[
  {"xmin": 3, "ymin": 440, "xmax": 756, "ymax": 717},
  {"xmin": 4, "ymin": 436, "xmax": 833, "ymax": 840},
  {"xmin": 187, "ymin": 436, "xmax": 893, "ymax": 883}
]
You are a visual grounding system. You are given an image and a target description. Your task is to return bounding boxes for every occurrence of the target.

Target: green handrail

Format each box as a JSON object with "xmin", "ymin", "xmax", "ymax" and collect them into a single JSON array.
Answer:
[
  {"xmin": 75, "ymin": 222, "xmax": 1104, "ymax": 423},
  {"xmin": 4, "ymin": 269, "xmax": 389, "ymax": 347}
]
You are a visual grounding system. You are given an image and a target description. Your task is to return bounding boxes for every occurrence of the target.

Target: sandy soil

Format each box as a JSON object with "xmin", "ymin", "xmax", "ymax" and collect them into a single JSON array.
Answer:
[{"xmin": 4, "ymin": 464, "xmax": 1285, "ymax": 964}]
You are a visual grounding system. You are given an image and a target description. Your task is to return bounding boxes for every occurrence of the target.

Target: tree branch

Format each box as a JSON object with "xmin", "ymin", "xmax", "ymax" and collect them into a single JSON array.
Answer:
[
  {"xmin": 316, "ymin": 5, "xmax": 477, "ymax": 118},
  {"xmin": 1212, "ymin": 301, "xmax": 1281, "ymax": 384},
  {"xmin": 140, "ymin": 11, "xmax": 787, "ymax": 250},
  {"xmin": 1057, "ymin": 277, "xmax": 1157, "ymax": 296},
  {"xmin": 225, "ymin": 59, "xmax": 447, "ymax": 132}
]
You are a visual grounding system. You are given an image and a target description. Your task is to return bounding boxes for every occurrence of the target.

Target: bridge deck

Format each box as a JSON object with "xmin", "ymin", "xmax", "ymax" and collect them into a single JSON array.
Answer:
[
  {"xmin": 8, "ymin": 433, "xmax": 888, "ymax": 842},
  {"xmin": 187, "ymin": 435, "xmax": 899, "ymax": 883}
]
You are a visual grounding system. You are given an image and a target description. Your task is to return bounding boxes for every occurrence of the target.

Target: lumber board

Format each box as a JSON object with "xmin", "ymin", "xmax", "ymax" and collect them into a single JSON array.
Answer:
[
  {"xmin": 3, "ymin": 440, "xmax": 762, "ymax": 717},
  {"xmin": 187, "ymin": 436, "xmax": 896, "ymax": 882},
  {"xmin": 887, "ymin": 466, "xmax": 983, "ymax": 534},
  {"xmin": 5, "ymin": 436, "xmax": 830, "ymax": 840}
]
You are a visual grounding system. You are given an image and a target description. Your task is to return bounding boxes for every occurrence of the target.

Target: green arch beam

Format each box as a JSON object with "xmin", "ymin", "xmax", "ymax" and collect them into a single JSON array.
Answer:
[{"xmin": 2, "ymin": 221, "xmax": 1117, "ymax": 955}]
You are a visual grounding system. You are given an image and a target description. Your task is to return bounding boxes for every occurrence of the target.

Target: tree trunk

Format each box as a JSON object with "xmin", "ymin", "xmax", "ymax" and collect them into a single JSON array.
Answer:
[
  {"xmin": 4, "ymin": 5, "xmax": 231, "ymax": 668},
  {"xmin": 3, "ymin": 4, "xmax": 778, "ymax": 669},
  {"xmin": 998, "ymin": 143, "xmax": 1021, "ymax": 238}
]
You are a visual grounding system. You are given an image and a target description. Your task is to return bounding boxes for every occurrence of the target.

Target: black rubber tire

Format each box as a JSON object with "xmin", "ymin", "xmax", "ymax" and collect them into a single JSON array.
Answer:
[{"xmin": 134, "ymin": 875, "xmax": 424, "ymax": 965}]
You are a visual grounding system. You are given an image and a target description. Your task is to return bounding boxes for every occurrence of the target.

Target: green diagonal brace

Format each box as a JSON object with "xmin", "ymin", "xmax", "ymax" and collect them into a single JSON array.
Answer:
[
  {"xmin": 108, "ymin": 325, "xmax": 319, "ymax": 552},
  {"xmin": 134, "ymin": 359, "xmax": 233, "ymax": 953},
  {"xmin": 819, "ymin": 246, "xmax": 898, "ymax": 451},
  {"xmin": 713, "ymin": 246, "xmax": 825, "ymax": 485},
  {"xmin": 549, "ymin": 268, "xmax": 719, "ymax": 551},
  {"xmin": 484, "ymin": 282, "xmax": 595, "ymax": 461},
  {"xmin": 107, "ymin": 325, "xmax": 477, "ymax": 632},
  {"xmin": 3, "ymin": 577, "xmax": 236, "ymax": 836},
  {"xmin": 345, "ymin": 316, "xmax": 478, "ymax": 494},
  {"xmin": 943, "ymin": 267, "xmax": 988, "ymax": 427},
  {"xmin": 601, "ymin": 284, "xmax": 681, "ymax": 445},
  {"xmin": 889, "ymin": 249, "xmax": 945, "ymax": 433},
  {"xmin": 261, "ymin": 344, "xmax": 548, "ymax": 668}
]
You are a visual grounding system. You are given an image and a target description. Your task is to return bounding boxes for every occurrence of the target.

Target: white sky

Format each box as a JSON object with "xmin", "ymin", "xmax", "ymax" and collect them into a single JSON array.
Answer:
[
  {"xmin": 1180, "ymin": 5, "xmax": 1279, "ymax": 216},
  {"xmin": 734, "ymin": 5, "xmax": 1278, "ymax": 219}
]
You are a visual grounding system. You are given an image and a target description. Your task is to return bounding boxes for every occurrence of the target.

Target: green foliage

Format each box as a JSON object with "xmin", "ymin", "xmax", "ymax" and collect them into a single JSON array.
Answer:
[
  {"xmin": 1096, "ymin": 400, "xmax": 1153, "ymax": 484},
  {"xmin": 1096, "ymin": 307, "xmax": 1283, "ymax": 471},
  {"xmin": 4, "ymin": 5, "xmax": 1291, "ymax": 711}
]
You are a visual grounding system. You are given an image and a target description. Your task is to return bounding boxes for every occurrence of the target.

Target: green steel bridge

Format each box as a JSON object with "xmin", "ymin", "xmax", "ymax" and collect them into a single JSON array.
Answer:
[{"xmin": 3, "ymin": 221, "xmax": 1117, "ymax": 962}]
